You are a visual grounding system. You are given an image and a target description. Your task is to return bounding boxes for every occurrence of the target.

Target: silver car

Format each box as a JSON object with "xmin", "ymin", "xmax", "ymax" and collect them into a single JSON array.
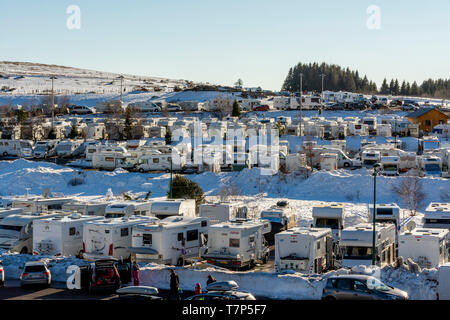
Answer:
[
  {"xmin": 322, "ymin": 274, "xmax": 408, "ymax": 300},
  {"xmin": 20, "ymin": 261, "xmax": 51, "ymax": 287}
]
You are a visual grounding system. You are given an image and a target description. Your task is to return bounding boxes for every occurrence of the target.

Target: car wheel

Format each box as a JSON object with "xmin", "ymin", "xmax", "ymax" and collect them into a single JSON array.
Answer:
[
  {"xmin": 20, "ymin": 247, "xmax": 28, "ymax": 254},
  {"xmin": 139, "ymin": 168, "xmax": 144, "ymax": 173},
  {"xmin": 2, "ymin": 152, "xmax": 7, "ymax": 157},
  {"xmin": 343, "ymin": 162, "xmax": 350, "ymax": 168}
]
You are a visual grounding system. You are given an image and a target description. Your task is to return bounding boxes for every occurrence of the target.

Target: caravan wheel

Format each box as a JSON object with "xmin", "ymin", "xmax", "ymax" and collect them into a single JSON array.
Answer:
[
  {"xmin": 20, "ymin": 247, "xmax": 28, "ymax": 254},
  {"xmin": 176, "ymin": 258, "xmax": 184, "ymax": 267},
  {"xmin": 139, "ymin": 168, "xmax": 144, "ymax": 173},
  {"xmin": 343, "ymin": 162, "xmax": 350, "ymax": 168},
  {"xmin": 2, "ymin": 152, "xmax": 7, "ymax": 157}
]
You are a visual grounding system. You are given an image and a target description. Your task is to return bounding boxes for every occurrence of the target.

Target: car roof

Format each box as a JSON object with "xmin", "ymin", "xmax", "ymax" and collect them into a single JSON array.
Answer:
[
  {"xmin": 328, "ymin": 274, "xmax": 373, "ymax": 281},
  {"xmin": 24, "ymin": 261, "xmax": 47, "ymax": 267}
]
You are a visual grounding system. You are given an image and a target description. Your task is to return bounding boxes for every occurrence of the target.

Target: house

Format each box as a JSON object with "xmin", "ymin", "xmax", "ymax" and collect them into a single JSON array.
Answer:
[{"xmin": 407, "ymin": 107, "xmax": 449, "ymax": 133}]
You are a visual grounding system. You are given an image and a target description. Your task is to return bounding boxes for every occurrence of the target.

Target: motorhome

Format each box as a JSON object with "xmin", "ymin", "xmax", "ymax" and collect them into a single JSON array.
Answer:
[
  {"xmin": 129, "ymin": 216, "xmax": 209, "ymax": 266},
  {"xmin": 367, "ymin": 203, "xmax": 401, "ymax": 229},
  {"xmin": 13, "ymin": 197, "xmax": 74, "ymax": 214},
  {"xmin": 418, "ymin": 155, "xmax": 442, "ymax": 176},
  {"xmin": 362, "ymin": 117, "xmax": 377, "ymax": 132},
  {"xmin": 376, "ymin": 124, "xmax": 392, "ymax": 137},
  {"xmin": 104, "ymin": 201, "xmax": 153, "ymax": 218},
  {"xmin": 0, "ymin": 139, "xmax": 33, "ymax": 158},
  {"xmin": 419, "ymin": 136, "xmax": 440, "ymax": 154},
  {"xmin": 312, "ymin": 203, "xmax": 345, "ymax": 242},
  {"xmin": 149, "ymin": 199, "xmax": 196, "ymax": 219},
  {"xmin": 274, "ymin": 227, "xmax": 334, "ymax": 274},
  {"xmin": 423, "ymin": 203, "xmax": 450, "ymax": 231},
  {"xmin": 91, "ymin": 150, "xmax": 131, "ymax": 170},
  {"xmin": 61, "ymin": 201, "xmax": 108, "ymax": 216},
  {"xmin": 0, "ymin": 212, "xmax": 67, "ymax": 254},
  {"xmin": 381, "ymin": 156, "xmax": 400, "ymax": 176},
  {"xmin": 311, "ymin": 147, "xmax": 355, "ymax": 168},
  {"xmin": 361, "ymin": 150, "xmax": 381, "ymax": 168},
  {"xmin": 260, "ymin": 201, "xmax": 297, "ymax": 244},
  {"xmin": 340, "ymin": 223, "xmax": 396, "ymax": 268},
  {"xmin": 32, "ymin": 213, "xmax": 103, "ymax": 257},
  {"xmin": 319, "ymin": 153, "xmax": 338, "ymax": 171},
  {"xmin": 202, "ymin": 219, "xmax": 271, "ymax": 269},
  {"xmin": 0, "ymin": 208, "xmax": 23, "ymax": 220},
  {"xmin": 199, "ymin": 202, "xmax": 247, "ymax": 225},
  {"xmin": 348, "ymin": 123, "xmax": 369, "ymax": 136},
  {"xmin": 330, "ymin": 140, "xmax": 346, "ymax": 153},
  {"xmin": 82, "ymin": 216, "xmax": 158, "ymax": 261},
  {"xmin": 399, "ymin": 228, "xmax": 449, "ymax": 269},
  {"xmin": 32, "ymin": 140, "xmax": 57, "ymax": 159},
  {"xmin": 54, "ymin": 140, "xmax": 83, "ymax": 158},
  {"xmin": 136, "ymin": 152, "xmax": 185, "ymax": 172},
  {"xmin": 83, "ymin": 123, "xmax": 106, "ymax": 140}
]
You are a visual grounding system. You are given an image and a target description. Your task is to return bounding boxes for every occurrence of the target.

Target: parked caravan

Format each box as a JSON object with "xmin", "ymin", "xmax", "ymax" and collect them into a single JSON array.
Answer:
[
  {"xmin": 33, "ymin": 213, "xmax": 103, "ymax": 257},
  {"xmin": 423, "ymin": 203, "xmax": 450, "ymax": 231},
  {"xmin": 368, "ymin": 203, "xmax": 401, "ymax": 229},
  {"xmin": 319, "ymin": 153, "xmax": 338, "ymax": 171},
  {"xmin": 312, "ymin": 203, "xmax": 345, "ymax": 242},
  {"xmin": 0, "ymin": 139, "xmax": 33, "ymax": 158},
  {"xmin": 274, "ymin": 227, "xmax": 334, "ymax": 274},
  {"xmin": 419, "ymin": 136, "xmax": 440, "ymax": 154},
  {"xmin": 348, "ymin": 123, "xmax": 369, "ymax": 136},
  {"xmin": 55, "ymin": 140, "xmax": 83, "ymax": 158},
  {"xmin": 202, "ymin": 219, "xmax": 271, "ymax": 269},
  {"xmin": 340, "ymin": 223, "xmax": 396, "ymax": 268},
  {"xmin": 129, "ymin": 216, "xmax": 208, "ymax": 266},
  {"xmin": 381, "ymin": 156, "xmax": 400, "ymax": 176},
  {"xmin": 136, "ymin": 152, "xmax": 185, "ymax": 172},
  {"xmin": 13, "ymin": 197, "xmax": 74, "ymax": 214},
  {"xmin": 0, "ymin": 212, "xmax": 67, "ymax": 254},
  {"xmin": 199, "ymin": 202, "xmax": 247, "ymax": 225},
  {"xmin": 61, "ymin": 201, "xmax": 108, "ymax": 216},
  {"xmin": 83, "ymin": 216, "xmax": 158, "ymax": 261},
  {"xmin": 0, "ymin": 208, "xmax": 23, "ymax": 220},
  {"xmin": 260, "ymin": 201, "xmax": 297, "ymax": 244},
  {"xmin": 104, "ymin": 201, "xmax": 152, "ymax": 218},
  {"xmin": 33, "ymin": 140, "xmax": 57, "ymax": 159},
  {"xmin": 398, "ymin": 228, "xmax": 448, "ymax": 269},
  {"xmin": 437, "ymin": 263, "xmax": 450, "ymax": 300},
  {"xmin": 361, "ymin": 150, "xmax": 381, "ymax": 168},
  {"xmin": 418, "ymin": 155, "xmax": 442, "ymax": 176},
  {"xmin": 149, "ymin": 199, "xmax": 196, "ymax": 219}
]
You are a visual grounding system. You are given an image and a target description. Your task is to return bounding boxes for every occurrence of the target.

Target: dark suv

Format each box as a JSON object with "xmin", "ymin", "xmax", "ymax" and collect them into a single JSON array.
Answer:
[
  {"xmin": 87, "ymin": 259, "xmax": 122, "ymax": 293},
  {"xmin": 322, "ymin": 275, "xmax": 408, "ymax": 300}
]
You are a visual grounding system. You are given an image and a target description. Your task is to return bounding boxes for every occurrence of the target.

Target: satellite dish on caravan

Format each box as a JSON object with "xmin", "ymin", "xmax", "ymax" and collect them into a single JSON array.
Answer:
[{"xmin": 406, "ymin": 220, "xmax": 416, "ymax": 232}]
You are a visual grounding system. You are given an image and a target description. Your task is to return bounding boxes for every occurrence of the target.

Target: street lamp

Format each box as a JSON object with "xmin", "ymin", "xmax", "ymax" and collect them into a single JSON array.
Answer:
[
  {"xmin": 169, "ymin": 155, "xmax": 173, "ymax": 199},
  {"xmin": 117, "ymin": 75, "xmax": 124, "ymax": 103},
  {"xmin": 50, "ymin": 75, "xmax": 57, "ymax": 129},
  {"xmin": 299, "ymin": 73, "xmax": 303, "ymax": 137},
  {"xmin": 372, "ymin": 163, "xmax": 382, "ymax": 265}
]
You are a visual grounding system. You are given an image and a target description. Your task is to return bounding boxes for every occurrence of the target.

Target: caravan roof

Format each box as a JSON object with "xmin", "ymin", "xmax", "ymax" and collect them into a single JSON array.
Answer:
[
  {"xmin": 401, "ymin": 228, "xmax": 448, "ymax": 241},
  {"xmin": 425, "ymin": 203, "xmax": 450, "ymax": 219},
  {"xmin": 340, "ymin": 223, "xmax": 395, "ymax": 247},
  {"xmin": 278, "ymin": 227, "xmax": 331, "ymax": 239},
  {"xmin": 312, "ymin": 203, "xmax": 345, "ymax": 218},
  {"xmin": 85, "ymin": 215, "xmax": 157, "ymax": 227}
]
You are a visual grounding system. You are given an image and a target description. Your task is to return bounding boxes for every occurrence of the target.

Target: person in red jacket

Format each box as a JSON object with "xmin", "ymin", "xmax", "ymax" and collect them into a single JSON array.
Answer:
[
  {"xmin": 132, "ymin": 261, "xmax": 140, "ymax": 286},
  {"xmin": 195, "ymin": 282, "xmax": 202, "ymax": 295}
]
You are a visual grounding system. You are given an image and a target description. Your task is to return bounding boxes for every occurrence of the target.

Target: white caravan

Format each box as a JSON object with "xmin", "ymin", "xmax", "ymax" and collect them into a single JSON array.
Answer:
[
  {"xmin": 418, "ymin": 155, "xmax": 442, "ymax": 176},
  {"xmin": 54, "ymin": 140, "xmax": 83, "ymax": 158},
  {"xmin": 381, "ymin": 156, "xmax": 400, "ymax": 176},
  {"xmin": 202, "ymin": 219, "xmax": 271, "ymax": 269},
  {"xmin": 0, "ymin": 139, "xmax": 33, "ymax": 157},
  {"xmin": 136, "ymin": 152, "xmax": 185, "ymax": 172},
  {"xmin": 274, "ymin": 227, "xmax": 334, "ymax": 274},
  {"xmin": 361, "ymin": 150, "xmax": 381, "ymax": 167},
  {"xmin": 0, "ymin": 212, "xmax": 66, "ymax": 254},
  {"xmin": 91, "ymin": 150, "xmax": 130, "ymax": 170},
  {"xmin": 199, "ymin": 202, "xmax": 248, "ymax": 225},
  {"xmin": 61, "ymin": 201, "xmax": 108, "ymax": 216},
  {"xmin": 104, "ymin": 201, "xmax": 153, "ymax": 218},
  {"xmin": 319, "ymin": 153, "xmax": 338, "ymax": 171},
  {"xmin": 399, "ymin": 228, "xmax": 448, "ymax": 269},
  {"xmin": 367, "ymin": 203, "xmax": 401, "ymax": 229},
  {"xmin": 129, "ymin": 216, "xmax": 209, "ymax": 266},
  {"xmin": 340, "ymin": 223, "xmax": 396, "ymax": 268},
  {"xmin": 0, "ymin": 208, "xmax": 23, "ymax": 220},
  {"xmin": 362, "ymin": 117, "xmax": 377, "ymax": 132},
  {"xmin": 423, "ymin": 203, "xmax": 450, "ymax": 231},
  {"xmin": 149, "ymin": 199, "xmax": 196, "ymax": 219},
  {"xmin": 260, "ymin": 201, "xmax": 297, "ymax": 243},
  {"xmin": 312, "ymin": 203, "xmax": 345, "ymax": 242},
  {"xmin": 437, "ymin": 263, "xmax": 450, "ymax": 300},
  {"xmin": 32, "ymin": 213, "xmax": 103, "ymax": 257},
  {"xmin": 13, "ymin": 197, "xmax": 74, "ymax": 214},
  {"xmin": 82, "ymin": 216, "xmax": 158, "ymax": 261}
]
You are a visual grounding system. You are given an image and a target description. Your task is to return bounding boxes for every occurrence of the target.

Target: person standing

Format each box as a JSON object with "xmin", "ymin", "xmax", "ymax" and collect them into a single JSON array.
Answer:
[
  {"xmin": 132, "ymin": 261, "xmax": 140, "ymax": 286},
  {"xmin": 168, "ymin": 269, "xmax": 181, "ymax": 301},
  {"xmin": 206, "ymin": 275, "xmax": 216, "ymax": 287},
  {"xmin": 195, "ymin": 282, "xmax": 202, "ymax": 295}
]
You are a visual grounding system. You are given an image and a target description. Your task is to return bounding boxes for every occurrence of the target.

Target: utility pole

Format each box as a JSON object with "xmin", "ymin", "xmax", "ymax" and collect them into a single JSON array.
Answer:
[
  {"xmin": 50, "ymin": 76, "xmax": 57, "ymax": 128},
  {"xmin": 299, "ymin": 73, "xmax": 303, "ymax": 137},
  {"xmin": 118, "ymin": 75, "xmax": 124, "ymax": 104},
  {"xmin": 372, "ymin": 164, "xmax": 382, "ymax": 265},
  {"xmin": 169, "ymin": 156, "xmax": 173, "ymax": 199},
  {"xmin": 320, "ymin": 73, "xmax": 326, "ymax": 95}
]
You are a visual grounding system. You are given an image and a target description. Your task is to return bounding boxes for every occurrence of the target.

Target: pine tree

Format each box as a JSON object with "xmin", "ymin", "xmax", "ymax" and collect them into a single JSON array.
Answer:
[
  {"xmin": 165, "ymin": 127, "xmax": 172, "ymax": 145},
  {"xmin": 380, "ymin": 78, "xmax": 389, "ymax": 94},
  {"xmin": 123, "ymin": 106, "xmax": 133, "ymax": 140},
  {"xmin": 231, "ymin": 100, "xmax": 241, "ymax": 118},
  {"xmin": 400, "ymin": 81, "xmax": 407, "ymax": 95},
  {"xmin": 393, "ymin": 79, "xmax": 400, "ymax": 95},
  {"xmin": 411, "ymin": 81, "xmax": 420, "ymax": 96},
  {"xmin": 68, "ymin": 123, "xmax": 79, "ymax": 139},
  {"xmin": 405, "ymin": 82, "xmax": 411, "ymax": 96},
  {"xmin": 47, "ymin": 128, "xmax": 56, "ymax": 139},
  {"xmin": 168, "ymin": 175, "xmax": 205, "ymax": 212}
]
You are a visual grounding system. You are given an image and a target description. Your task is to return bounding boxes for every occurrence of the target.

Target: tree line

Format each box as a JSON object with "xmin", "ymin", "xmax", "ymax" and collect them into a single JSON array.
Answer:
[{"xmin": 282, "ymin": 62, "xmax": 450, "ymax": 99}]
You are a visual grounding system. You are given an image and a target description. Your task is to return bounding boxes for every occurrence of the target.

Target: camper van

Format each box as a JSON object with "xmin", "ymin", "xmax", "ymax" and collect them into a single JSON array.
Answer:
[
  {"xmin": 202, "ymin": 219, "xmax": 271, "ymax": 269},
  {"xmin": 260, "ymin": 201, "xmax": 297, "ymax": 244},
  {"xmin": 83, "ymin": 216, "xmax": 158, "ymax": 261},
  {"xmin": 33, "ymin": 140, "xmax": 57, "ymax": 159},
  {"xmin": 149, "ymin": 199, "xmax": 196, "ymax": 220},
  {"xmin": 129, "ymin": 216, "xmax": 208, "ymax": 266},
  {"xmin": 362, "ymin": 117, "xmax": 377, "ymax": 132},
  {"xmin": 13, "ymin": 197, "xmax": 74, "ymax": 214},
  {"xmin": 398, "ymin": 228, "xmax": 448, "ymax": 269},
  {"xmin": 423, "ymin": 203, "xmax": 450, "ymax": 231},
  {"xmin": 54, "ymin": 140, "xmax": 83, "ymax": 158},
  {"xmin": 0, "ymin": 139, "xmax": 33, "ymax": 158},
  {"xmin": 0, "ymin": 212, "xmax": 67, "ymax": 254},
  {"xmin": 319, "ymin": 153, "xmax": 338, "ymax": 170},
  {"xmin": 381, "ymin": 156, "xmax": 400, "ymax": 176},
  {"xmin": 367, "ymin": 203, "xmax": 401, "ymax": 229},
  {"xmin": 340, "ymin": 223, "xmax": 396, "ymax": 268},
  {"xmin": 199, "ymin": 202, "xmax": 247, "ymax": 225},
  {"xmin": 61, "ymin": 201, "xmax": 108, "ymax": 216},
  {"xmin": 104, "ymin": 201, "xmax": 152, "ymax": 218},
  {"xmin": 419, "ymin": 136, "xmax": 440, "ymax": 154},
  {"xmin": 361, "ymin": 150, "xmax": 381, "ymax": 168},
  {"xmin": 418, "ymin": 155, "xmax": 442, "ymax": 176},
  {"xmin": 312, "ymin": 203, "xmax": 345, "ymax": 242},
  {"xmin": 274, "ymin": 227, "xmax": 335, "ymax": 274},
  {"xmin": 33, "ymin": 213, "xmax": 103, "ymax": 257},
  {"xmin": 136, "ymin": 152, "xmax": 185, "ymax": 172},
  {"xmin": 0, "ymin": 208, "xmax": 23, "ymax": 220},
  {"xmin": 92, "ymin": 150, "xmax": 130, "ymax": 170}
]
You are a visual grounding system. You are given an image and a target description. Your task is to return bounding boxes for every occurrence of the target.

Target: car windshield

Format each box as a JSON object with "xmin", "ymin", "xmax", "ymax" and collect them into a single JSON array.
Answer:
[
  {"xmin": 425, "ymin": 164, "xmax": 440, "ymax": 172},
  {"xmin": 24, "ymin": 265, "xmax": 46, "ymax": 272},
  {"xmin": 383, "ymin": 164, "xmax": 398, "ymax": 171},
  {"xmin": 366, "ymin": 277, "xmax": 391, "ymax": 291}
]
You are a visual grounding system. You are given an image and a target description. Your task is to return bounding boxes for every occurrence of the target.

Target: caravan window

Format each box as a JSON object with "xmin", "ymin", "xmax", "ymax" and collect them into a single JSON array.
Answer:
[
  {"xmin": 177, "ymin": 232, "xmax": 183, "ymax": 241},
  {"xmin": 48, "ymin": 204, "xmax": 63, "ymax": 210},
  {"xmin": 336, "ymin": 279, "xmax": 352, "ymax": 290},
  {"xmin": 201, "ymin": 220, "xmax": 207, "ymax": 227},
  {"xmin": 344, "ymin": 246, "xmax": 372, "ymax": 259},
  {"xmin": 153, "ymin": 158, "xmax": 159, "ymax": 163},
  {"xmin": 105, "ymin": 157, "xmax": 114, "ymax": 162},
  {"xmin": 229, "ymin": 238, "xmax": 240, "ymax": 248},
  {"xmin": 315, "ymin": 218, "xmax": 338, "ymax": 229},
  {"xmin": 186, "ymin": 230, "xmax": 198, "ymax": 242},
  {"xmin": 143, "ymin": 234, "xmax": 152, "ymax": 245},
  {"xmin": 249, "ymin": 236, "xmax": 255, "ymax": 244},
  {"xmin": 69, "ymin": 227, "xmax": 76, "ymax": 236},
  {"xmin": 120, "ymin": 228, "xmax": 129, "ymax": 237}
]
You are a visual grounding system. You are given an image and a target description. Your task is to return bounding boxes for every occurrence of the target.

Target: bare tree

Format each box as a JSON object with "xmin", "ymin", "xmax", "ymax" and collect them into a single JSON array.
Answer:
[
  {"xmin": 301, "ymin": 135, "xmax": 316, "ymax": 172},
  {"xmin": 391, "ymin": 169, "xmax": 426, "ymax": 216},
  {"xmin": 211, "ymin": 95, "xmax": 233, "ymax": 120}
]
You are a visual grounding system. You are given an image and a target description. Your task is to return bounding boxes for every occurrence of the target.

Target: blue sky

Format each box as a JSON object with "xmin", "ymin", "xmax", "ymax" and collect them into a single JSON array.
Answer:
[{"xmin": 0, "ymin": 0, "xmax": 449, "ymax": 90}]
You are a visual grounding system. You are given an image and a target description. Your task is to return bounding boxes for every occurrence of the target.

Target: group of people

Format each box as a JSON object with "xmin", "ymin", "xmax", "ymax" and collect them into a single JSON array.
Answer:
[{"xmin": 131, "ymin": 260, "xmax": 218, "ymax": 301}]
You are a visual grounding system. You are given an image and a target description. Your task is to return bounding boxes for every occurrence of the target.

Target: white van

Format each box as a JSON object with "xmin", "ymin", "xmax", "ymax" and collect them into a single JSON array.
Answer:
[
  {"xmin": 33, "ymin": 213, "xmax": 103, "ymax": 257},
  {"xmin": 274, "ymin": 227, "xmax": 334, "ymax": 274},
  {"xmin": 129, "ymin": 216, "xmax": 209, "ymax": 266},
  {"xmin": 83, "ymin": 216, "xmax": 158, "ymax": 261},
  {"xmin": 149, "ymin": 199, "xmax": 196, "ymax": 219}
]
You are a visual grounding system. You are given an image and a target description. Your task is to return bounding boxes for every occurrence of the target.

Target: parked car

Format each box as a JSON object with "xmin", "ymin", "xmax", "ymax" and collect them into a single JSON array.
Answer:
[
  {"xmin": 252, "ymin": 105, "xmax": 270, "ymax": 112},
  {"xmin": 0, "ymin": 260, "xmax": 4, "ymax": 288},
  {"xmin": 111, "ymin": 286, "xmax": 163, "ymax": 300},
  {"xmin": 166, "ymin": 104, "xmax": 182, "ymax": 112},
  {"xmin": 402, "ymin": 104, "xmax": 419, "ymax": 111},
  {"xmin": 321, "ymin": 275, "xmax": 408, "ymax": 300},
  {"xmin": 185, "ymin": 281, "xmax": 256, "ymax": 301},
  {"xmin": 20, "ymin": 261, "xmax": 51, "ymax": 288},
  {"xmin": 87, "ymin": 259, "xmax": 122, "ymax": 293},
  {"xmin": 69, "ymin": 105, "xmax": 96, "ymax": 114}
]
